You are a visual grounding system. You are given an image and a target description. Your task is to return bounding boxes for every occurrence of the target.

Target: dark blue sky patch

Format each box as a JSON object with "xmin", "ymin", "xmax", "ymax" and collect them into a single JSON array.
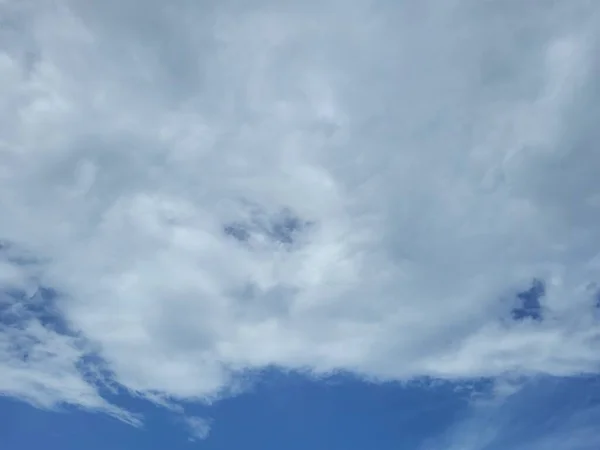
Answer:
[
  {"xmin": 223, "ymin": 224, "xmax": 251, "ymax": 242},
  {"xmin": 223, "ymin": 207, "xmax": 311, "ymax": 247},
  {"xmin": 267, "ymin": 210, "xmax": 306, "ymax": 244},
  {"xmin": 512, "ymin": 279, "xmax": 544, "ymax": 321}
]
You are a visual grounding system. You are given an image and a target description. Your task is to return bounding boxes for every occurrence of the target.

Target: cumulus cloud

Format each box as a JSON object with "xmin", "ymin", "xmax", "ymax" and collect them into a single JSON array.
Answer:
[{"xmin": 1, "ymin": 0, "xmax": 600, "ymax": 424}]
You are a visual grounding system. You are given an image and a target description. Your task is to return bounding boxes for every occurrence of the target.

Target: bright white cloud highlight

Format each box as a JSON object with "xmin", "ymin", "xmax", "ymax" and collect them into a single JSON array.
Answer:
[{"xmin": 1, "ymin": 0, "xmax": 600, "ymax": 424}]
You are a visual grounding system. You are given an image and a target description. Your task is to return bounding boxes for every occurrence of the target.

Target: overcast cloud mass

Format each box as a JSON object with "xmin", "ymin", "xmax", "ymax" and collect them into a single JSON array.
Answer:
[{"xmin": 1, "ymin": 0, "xmax": 600, "ymax": 436}]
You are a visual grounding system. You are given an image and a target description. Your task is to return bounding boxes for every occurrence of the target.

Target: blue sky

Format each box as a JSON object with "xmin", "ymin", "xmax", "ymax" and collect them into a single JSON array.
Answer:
[
  {"xmin": 2, "ymin": 0, "xmax": 600, "ymax": 448},
  {"xmin": 2, "ymin": 372, "xmax": 600, "ymax": 449},
  {"xmin": 2, "ymin": 372, "xmax": 471, "ymax": 450}
]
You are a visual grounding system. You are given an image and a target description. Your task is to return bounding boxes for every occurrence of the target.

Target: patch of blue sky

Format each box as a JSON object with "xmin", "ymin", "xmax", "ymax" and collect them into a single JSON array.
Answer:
[
  {"xmin": 511, "ymin": 279, "xmax": 544, "ymax": 322},
  {"xmin": 2, "ymin": 372, "xmax": 599, "ymax": 450}
]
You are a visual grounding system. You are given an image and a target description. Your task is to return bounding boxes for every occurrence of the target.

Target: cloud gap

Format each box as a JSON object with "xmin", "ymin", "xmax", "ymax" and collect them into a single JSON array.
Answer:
[
  {"xmin": 223, "ymin": 205, "xmax": 312, "ymax": 247},
  {"xmin": 512, "ymin": 279, "xmax": 545, "ymax": 322}
]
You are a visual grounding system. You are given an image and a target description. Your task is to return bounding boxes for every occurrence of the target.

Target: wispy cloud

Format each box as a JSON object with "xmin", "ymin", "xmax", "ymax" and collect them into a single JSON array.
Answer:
[
  {"xmin": 183, "ymin": 416, "xmax": 212, "ymax": 441},
  {"xmin": 423, "ymin": 376, "xmax": 600, "ymax": 450},
  {"xmin": 0, "ymin": 0, "xmax": 600, "ymax": 433}
]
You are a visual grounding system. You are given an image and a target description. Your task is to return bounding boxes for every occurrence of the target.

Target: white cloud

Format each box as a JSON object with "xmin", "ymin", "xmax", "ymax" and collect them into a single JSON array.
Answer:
[
  {"xmin": 1, "ymin": 0, "xmax": 600, "ymax": 425},
  {"xmin": 0, "ymin": 304, "xmax": 141, "ymax": 426},
  {"xmin": 184, "ymin": 416, "xmax": 212, "ymax": 441}
]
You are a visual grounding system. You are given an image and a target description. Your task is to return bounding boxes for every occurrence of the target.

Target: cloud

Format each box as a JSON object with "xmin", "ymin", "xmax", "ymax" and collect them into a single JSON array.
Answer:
[
  {"xmin": 422, "ymin": 376, "xmax": 600, "ymax": 450},
  {"xmin": 183, "ymin": 416, "xmax": 212, "ymax": 441},
  {"xmin": 0, "ymin": 288, "xmax": 141, "ymax": 426},
  {"xmin": 1, "ymin": 0, "xmax": 600, "ymax": 427}
]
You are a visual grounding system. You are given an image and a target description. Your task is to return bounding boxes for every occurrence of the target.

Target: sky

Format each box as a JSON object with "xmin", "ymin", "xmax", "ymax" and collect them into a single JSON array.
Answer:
[{"xmin": 1, "ymin": 0, "xmax": 600, "ymax": 448}]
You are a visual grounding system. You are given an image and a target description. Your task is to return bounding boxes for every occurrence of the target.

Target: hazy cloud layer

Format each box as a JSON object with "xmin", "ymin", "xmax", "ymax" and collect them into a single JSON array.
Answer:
[{"xmin": 1, "ymin": 0, "xmax": 600, "ymax": 428}]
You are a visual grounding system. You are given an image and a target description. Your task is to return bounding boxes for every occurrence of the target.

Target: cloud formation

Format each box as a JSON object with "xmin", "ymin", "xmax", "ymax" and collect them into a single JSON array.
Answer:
[
  {"xmin": 1, "ymin": 0, "xmax": 600, "ymax": 424},
  {"xmin": 183, "ymin": 416, "xmax": 212, "ymax": 441},
  {"xmin": 423, "ymin": 376, "xmax": 600, "ymax": 450}
]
